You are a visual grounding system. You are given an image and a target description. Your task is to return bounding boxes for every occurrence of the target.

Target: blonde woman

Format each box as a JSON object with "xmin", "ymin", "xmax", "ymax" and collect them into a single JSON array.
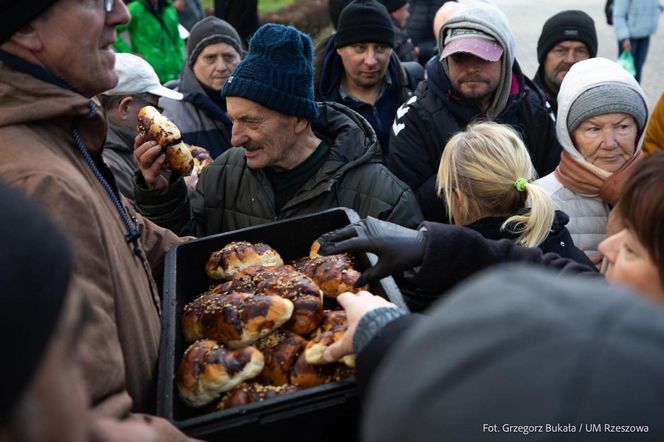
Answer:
[{"xmin": 437, "ymin": 122, "xmax": 593, "ymax": 266}]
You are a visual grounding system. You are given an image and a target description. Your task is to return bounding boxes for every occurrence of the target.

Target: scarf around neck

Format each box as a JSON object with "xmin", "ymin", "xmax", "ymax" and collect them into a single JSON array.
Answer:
[{"xmin": 554, "ymin": 149, "xmax": 644, "ymax": 206}]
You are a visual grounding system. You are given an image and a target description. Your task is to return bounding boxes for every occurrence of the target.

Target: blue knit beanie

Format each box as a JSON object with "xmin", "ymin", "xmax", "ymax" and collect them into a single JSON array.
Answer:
[{"xmin": 221, "ymin": 24, "xmax": 319, "ymax": 123}]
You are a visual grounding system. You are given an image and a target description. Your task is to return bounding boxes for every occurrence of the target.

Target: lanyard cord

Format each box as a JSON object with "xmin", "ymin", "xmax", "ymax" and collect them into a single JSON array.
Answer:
[{"xmin": 71, "ymin": 102, "xmax": 143, "ymax": 258}]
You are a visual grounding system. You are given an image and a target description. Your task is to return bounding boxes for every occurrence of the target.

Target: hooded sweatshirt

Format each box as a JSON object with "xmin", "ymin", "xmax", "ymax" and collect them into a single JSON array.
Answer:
[
  {"xmin": 535, "ymin": 57, "xmax": 648, "ymax": 258},
  {"xmin": 438, "ymin": 2, "xmax": 516, "ymax": 120},
  {"xmin": 387, "ymin": 2, "xmax": 561, "ymax": 222}
]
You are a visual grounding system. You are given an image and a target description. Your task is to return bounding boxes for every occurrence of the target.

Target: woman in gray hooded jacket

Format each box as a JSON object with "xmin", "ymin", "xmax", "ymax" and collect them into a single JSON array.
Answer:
[{"xmin": 534, "ymin": 57, "xmax": 648, "ymax": 265}]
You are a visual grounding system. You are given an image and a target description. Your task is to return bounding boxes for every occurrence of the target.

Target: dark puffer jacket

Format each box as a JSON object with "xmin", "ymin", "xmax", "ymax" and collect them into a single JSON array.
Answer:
[
  {"xmin": 388, "ymin": 59, "xmax": 561, "ymax": 222},
  {"xmin": 135, "ymin": 102, "xmax": 423, "ymax": 236}
]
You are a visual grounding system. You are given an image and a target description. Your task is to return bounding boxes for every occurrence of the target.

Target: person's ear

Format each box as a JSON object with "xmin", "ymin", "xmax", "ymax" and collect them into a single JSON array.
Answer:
[
  {"xmin": 292, "ymin": 116, "xmax": 310, "ymax": 134},
  {"xmin": 118, "ymin": 97, "xmax": 136, "ymax": 121},
  {"xmin": 452, "ymin": 188, "xmax": 477, "ymax": 225},
  {"xmin": 8, "ymin": 24, "xmax": 44, "ymax": 52}
]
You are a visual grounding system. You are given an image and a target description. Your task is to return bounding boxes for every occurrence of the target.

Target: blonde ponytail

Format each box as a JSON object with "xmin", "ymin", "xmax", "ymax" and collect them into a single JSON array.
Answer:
[
  {"xmin": 436, "ymin": 121, "xmax": 556, "ymax": 247},
  {"xmin": 502, "ymin": 181, "xmax": 555, "ymax": 247}
]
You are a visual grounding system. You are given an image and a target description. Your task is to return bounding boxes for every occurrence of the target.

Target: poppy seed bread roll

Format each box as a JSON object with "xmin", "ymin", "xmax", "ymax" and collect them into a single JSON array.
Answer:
[
  {"xmin": 176, "ymin": 339, "xmax": 264, "ymax": 408},
  {"xmin": 293, "ymin": 253, "xmax": 366, "ymax": 298},
  {"xmin": 304, "ymin": 310, "xmax": 355, "ymax": 368},
  {"xmin": 255, "ymin": 329, "xmax": 307, "ymax": 386},
  {"xmin": 189, "ymin": 145, "xmax": 213, "ymax": 173},
  {"xmin": 216, "ymin": 382, "xmax": 300, "ymax": 411},
  {"xmin": 206, "ymin": 241, "xmax": 284, "ymax": 281},
  {"xmin": 181, "ymin": 291, "xmax": 294, "ymax": 348},
  {"xmin": 137, "ymin": 106, "xmax": 194, "ymax": 176}
]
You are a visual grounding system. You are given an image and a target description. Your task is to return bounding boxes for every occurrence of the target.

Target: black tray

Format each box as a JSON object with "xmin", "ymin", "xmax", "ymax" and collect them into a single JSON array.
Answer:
[{"xmin": 156, "ymin": 208, "xmax": 406, "ymax": 441}]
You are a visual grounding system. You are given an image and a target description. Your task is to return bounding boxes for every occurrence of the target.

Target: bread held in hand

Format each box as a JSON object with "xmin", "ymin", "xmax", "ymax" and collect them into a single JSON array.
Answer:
[{"xmin": 137, "ymin": 105, "xmax": 194, "ymax": 176}]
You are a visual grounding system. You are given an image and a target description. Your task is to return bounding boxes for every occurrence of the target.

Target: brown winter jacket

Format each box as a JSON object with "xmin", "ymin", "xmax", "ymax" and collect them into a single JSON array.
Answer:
[{"xmin": 0, "ymin": 60, "xmax": 192, "ymax": 440}]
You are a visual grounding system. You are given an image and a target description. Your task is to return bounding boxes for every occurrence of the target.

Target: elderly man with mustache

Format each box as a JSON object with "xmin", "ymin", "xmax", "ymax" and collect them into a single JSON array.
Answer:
[{"xmin": 388, "ymin": 1, "xmax": 562, "ymax": 222}]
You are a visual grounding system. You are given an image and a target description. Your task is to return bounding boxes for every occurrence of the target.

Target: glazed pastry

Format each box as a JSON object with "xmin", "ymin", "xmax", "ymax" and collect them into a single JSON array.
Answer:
[
  {"xmin": 137, "ymin": 106, "xmax": 194, "ymax": 176},
  {"xmin": 176, "ymin": 339, "xmax": 264, "ymax": 408},
  {"xmin": 206, "ymin": 241, "xmax": 283, "ymax": 281}
]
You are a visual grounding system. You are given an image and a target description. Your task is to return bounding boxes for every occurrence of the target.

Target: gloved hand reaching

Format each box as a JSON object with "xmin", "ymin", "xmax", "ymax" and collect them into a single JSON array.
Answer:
[{"xmin": 316, "ymin": 217, "xmax": 427, "ymax": 287}]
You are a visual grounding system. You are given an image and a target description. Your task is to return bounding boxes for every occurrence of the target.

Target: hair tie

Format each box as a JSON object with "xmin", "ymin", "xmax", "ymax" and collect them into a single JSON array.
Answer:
[{"xmin": 514, "ymin": 178, "xmax": 528, "ymax": 192}]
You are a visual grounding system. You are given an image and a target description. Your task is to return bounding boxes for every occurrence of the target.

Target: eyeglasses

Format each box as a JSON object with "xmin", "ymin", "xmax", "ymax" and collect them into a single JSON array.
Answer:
[{"xmin": 104, "ymin": 0, "xmax": 114, "ymax": 12}]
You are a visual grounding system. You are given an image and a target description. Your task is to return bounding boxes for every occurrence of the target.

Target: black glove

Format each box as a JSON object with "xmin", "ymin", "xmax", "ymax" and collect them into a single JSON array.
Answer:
[{"xmin": 316, "ymin": 217, "xmax": 427, "ymax": 287}]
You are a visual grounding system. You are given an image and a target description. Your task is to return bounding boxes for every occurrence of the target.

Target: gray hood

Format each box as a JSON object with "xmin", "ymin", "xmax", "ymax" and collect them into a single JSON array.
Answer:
[
  {"xmin": 556, "ymin": 57, "xmax": 648, "ymax": 168},
  {"xmin": 438, "ymin": 1, "xmax": 515, "ymax": 119}
]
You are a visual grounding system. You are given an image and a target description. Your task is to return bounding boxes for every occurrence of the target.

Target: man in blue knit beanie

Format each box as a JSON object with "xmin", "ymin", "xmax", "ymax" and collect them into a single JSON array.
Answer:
[{"xmin": 134, "ymin": 23, "xmax": 423, "ymax": 235}]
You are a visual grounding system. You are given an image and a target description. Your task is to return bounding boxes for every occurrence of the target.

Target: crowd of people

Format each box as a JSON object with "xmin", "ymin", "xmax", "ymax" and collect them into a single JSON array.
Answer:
[{"xmin": 0, "ymin": 0, "xmax": 663, "ymax": 440}]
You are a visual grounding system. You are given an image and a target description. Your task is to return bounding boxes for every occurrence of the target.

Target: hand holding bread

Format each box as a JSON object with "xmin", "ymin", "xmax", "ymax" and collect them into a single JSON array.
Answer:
[{"xmin": 135, "ymin": 106, "xmax": 194, "ymax": 188}]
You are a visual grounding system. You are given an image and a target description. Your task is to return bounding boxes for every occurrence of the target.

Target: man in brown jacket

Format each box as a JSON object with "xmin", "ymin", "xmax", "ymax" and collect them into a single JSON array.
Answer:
[{"xmin": 0, "ymin": 1, "xmax": 195, "ymax": 440}]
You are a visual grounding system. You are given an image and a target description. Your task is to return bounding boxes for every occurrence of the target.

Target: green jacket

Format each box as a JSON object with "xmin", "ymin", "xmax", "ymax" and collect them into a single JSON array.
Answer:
[
  {"xmin": 135, "ymin": 102, "xmax": 423, "ymax": 236},
  {"xmin": 114, "ymin": 0, "xmax": 185, "ymax": 83}
]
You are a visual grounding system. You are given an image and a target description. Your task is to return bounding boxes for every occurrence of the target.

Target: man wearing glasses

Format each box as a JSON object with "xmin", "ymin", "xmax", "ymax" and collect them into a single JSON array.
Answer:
[
  {"xmin": 532, "ymin": 10, "xmax": 598, "ymax": 118},
  {"xmin": 0, "ymin": 1, "xmax": 197, "ymax": 439}
]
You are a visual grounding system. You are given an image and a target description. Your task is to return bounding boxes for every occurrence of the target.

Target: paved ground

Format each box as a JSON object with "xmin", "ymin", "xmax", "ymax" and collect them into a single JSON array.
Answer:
[{"xmin": 492, "ymin": 0, "xmax": 664, "ymax": 109}]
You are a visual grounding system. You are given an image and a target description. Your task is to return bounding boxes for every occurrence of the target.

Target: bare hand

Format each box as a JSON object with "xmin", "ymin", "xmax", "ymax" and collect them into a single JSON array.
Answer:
[
  {"xmin": 622, "ymin": 39, "xmax": 632, "ymax": 52},
  {"xmin": 323, "ymin": 291, "xmax": 397, "ymax": 363},
  {"xmin": 134, "ymin": 134, "xmax": 171, "ymax": 189}
]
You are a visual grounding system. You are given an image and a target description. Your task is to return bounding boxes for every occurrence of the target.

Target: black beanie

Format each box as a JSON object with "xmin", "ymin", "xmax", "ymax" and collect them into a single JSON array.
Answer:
[
  {"xmin": 379, "ymin": 0, "xmax": 408, "ymax": 13},
  {"xmin": 187, "ymin": 16, "xmax": 244, "ymax": 67},
  {"xmin": 537, "ymin": 10, "xmax": 597, "ymax": 64},
  {"xmin": 0, "ymin": 0, "xmax": 57, "ymax": 43},
  {"xmin": 335, "ymin": 0, "xmax": 396, "ymax": 49},
  {"xmin": 329, "ymin": 0, "xmax": 354, "ymax": 30},
  {"xmin": 0, "ymin": 180, "xmax": 72, "ymax": 424}
]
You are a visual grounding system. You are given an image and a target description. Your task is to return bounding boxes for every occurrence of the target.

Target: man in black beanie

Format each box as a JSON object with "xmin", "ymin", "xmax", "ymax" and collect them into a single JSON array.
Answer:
[
  {"xmin": 316, "ymin": 0, "xmax": 412, "ymax": 155},
  {"xmin": 532, "ymin": 10, "xmax": 598, "ymax": 117},
  {"xmin": 135, "ymin": 23, "xmax": 423, "ymax": 236}
]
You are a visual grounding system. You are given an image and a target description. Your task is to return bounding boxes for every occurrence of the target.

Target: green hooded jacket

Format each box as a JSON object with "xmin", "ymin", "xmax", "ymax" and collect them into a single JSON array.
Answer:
[{"xmin": 114, "ymin": 0, "xmax": 185, "ymax": 83}]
